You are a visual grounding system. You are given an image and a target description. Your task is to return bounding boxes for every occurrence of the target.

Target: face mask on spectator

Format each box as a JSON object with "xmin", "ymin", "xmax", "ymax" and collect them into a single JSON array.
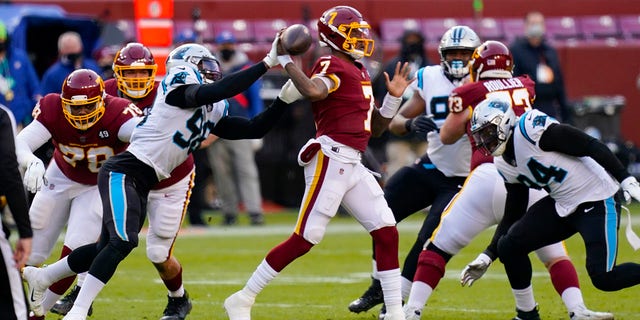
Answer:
[
  {"xmin": 526, "ymin": 24, "xmax": 545, "ymax": 38},
  {"xmin": 61, "ymin": 53, "xmax": 82, "ymax": 66}
]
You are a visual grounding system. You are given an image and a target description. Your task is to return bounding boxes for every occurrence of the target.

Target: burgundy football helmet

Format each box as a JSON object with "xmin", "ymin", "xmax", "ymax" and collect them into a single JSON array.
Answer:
[
  {"xmin": 317, "ymin": 5, "xmax": 374, "ymax": 59},
  {"xmin": 61, "ymin": 69, "xmax": 105, "ymax": 130},
  {"xmin": 112, "ymin": 42, "xmax": 157, "ymax": 99},
  {"xmin": 469, "ymin": 40, "xmax": 514, "ymax": 82}
]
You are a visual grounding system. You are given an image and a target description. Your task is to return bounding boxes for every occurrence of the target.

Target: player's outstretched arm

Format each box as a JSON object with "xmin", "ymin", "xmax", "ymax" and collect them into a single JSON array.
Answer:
[{"xmin": 212, "ymin": 97, "xmax": 289, "ymax": 140}]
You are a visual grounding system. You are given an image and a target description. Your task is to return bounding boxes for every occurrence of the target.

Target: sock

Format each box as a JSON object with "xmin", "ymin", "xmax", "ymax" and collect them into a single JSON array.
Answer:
[
  {"xmin": 244, "ymin": 259, "xmax": 278, "ymax": 298},
  {"xmin": 405, "ymin": 281, "xmax": 433, "ymax": 311},
  {"xmin": 561, "ymin": 287, "xmax": 584, "ymax": 313},
  {"xmin": 163, "ymin": 267, "xmax": 185, "ymax": 297},
  {"xmin": 378, "ymin": 268, "xmax": 402, "ymax": 315},
  {"xmin": 71, "ymin": 275, "xmax": 105, "ymax": 313},
  {"xmin": 513, "ymin": 285, "xmax": 536, "ymax": 312},
  {"xmin": 77, "ymin": 272, "xmax": 87, "ymax": 287},
  {"xmin": 41, "ymin": 289, "xmax": 62, "ymax": 313},
  {"xmin": 43, "ymin": 257, "xmax": 76, "ymax": 284},
  {"xmin": 549, "ymin": 259, "xmax": 582, "ymax": 311},
  {"xmin": 401, "ymin": 276, "xmax": 412, "ymax": 301}
]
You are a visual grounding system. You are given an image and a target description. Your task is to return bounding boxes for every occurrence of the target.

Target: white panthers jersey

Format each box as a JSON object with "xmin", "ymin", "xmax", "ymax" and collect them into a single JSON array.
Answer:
[
  {"xmin": 128, "ymin": 66, "xmax": 229, "ymax": 180},
  {"xmin": 412, "ymin": 65, "xmax": 470, "ymax": 177},
  {"xmin": 495, "ymin": 109, "xmax": 619, "ymax": 217}
]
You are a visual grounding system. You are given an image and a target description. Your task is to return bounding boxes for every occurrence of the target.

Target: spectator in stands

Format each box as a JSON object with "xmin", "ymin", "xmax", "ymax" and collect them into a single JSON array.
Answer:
[
  {"xmin": 0, "ymin": 21, "xmax": 41, "ymax": 127},
  {"xmin": 372, "ymin": 28, "xmax": 431, "ymax": 179},
  {"xmin": 209, "ymin": 31, "xmax": 266, "ymax": 226},
  {"xmin": 510, "ymin": 11, "xmax": 572, "ymax": 123},
  {"xmin": 39, "ymin": 31, "xmax": 102, "ymax": 95}
]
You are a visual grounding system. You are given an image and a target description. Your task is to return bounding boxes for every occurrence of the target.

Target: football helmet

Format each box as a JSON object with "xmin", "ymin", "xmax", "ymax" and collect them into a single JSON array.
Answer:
[
  {"xmin": 317, "ymin": 5, "xmax": 374, "ymax": 60},
  {"xmin": 470, "ymin": 98, "xmax": 516, "ymax": 156},
  {"xmin": 438, "ymin": 25, "xmax": 481, "ymax": 79},
  {"xmin": 166, "ymin": 43, "xmax": 222, "ymax": 83},
  {"xmin": 112, "ymin": 42, "xmax": 157, "ymax": 99},
  {"xmin": 469, "ymin": 40, "xmax": 514, "ymax": 82},
  {"xmin": 61, "ymin": 69, "xmax": 106, "ymax": 130}
]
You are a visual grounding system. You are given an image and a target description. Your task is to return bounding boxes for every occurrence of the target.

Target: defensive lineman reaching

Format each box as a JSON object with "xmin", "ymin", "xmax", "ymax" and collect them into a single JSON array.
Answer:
[
  {"xmin": 224, "ymin": 5, "xmax": 412, "ymax": 320},
  {"xmin": 469, "ymin": 98, "xmax": 640, "ymax": 315},
  {"xmin": 22, "ymin": 37, "xmax": 294, "ymax": 320},
  {"xmin": 348, "ymin": 25, "xmax": 479, "ymax": 318},
  {"xmin": 402, "ymin": 41, "xmax": 612, "ymax": 320}
]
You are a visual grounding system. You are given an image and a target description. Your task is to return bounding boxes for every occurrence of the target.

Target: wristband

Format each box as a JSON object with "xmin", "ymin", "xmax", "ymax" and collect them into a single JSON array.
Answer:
[
  {"xmin": 379, "ymin": 93, "xmax": 402, "ymax": 118},
  {"xmin": 278, "ymin": 55, "xmax": 294, "ymax": 67}
]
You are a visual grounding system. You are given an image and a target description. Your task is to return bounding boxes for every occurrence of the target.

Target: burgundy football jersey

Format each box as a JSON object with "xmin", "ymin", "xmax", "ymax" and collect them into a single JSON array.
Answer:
[
  {"xmin": 33, "ymin": 94, "xmax": 140, "ymax": 185},
  {"xmin": 449, "ymin": 75, "xmax": 536, "ymax": 170},
  {"xmin": 310, "ymin": 55, "xmax": 374, "ymax": 152},
  {"xmin": 104, "ymin": 78, "xmax": 194, "ymax": 189}
]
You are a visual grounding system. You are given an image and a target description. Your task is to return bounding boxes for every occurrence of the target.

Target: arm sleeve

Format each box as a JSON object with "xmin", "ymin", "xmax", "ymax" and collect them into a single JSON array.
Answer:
[
  {"xmin": 165, "ymin": 62, "xmax": 268, "ymax": 109},
  {"xmin": 539, "ymin": 123, "xmax": 629, "ymax": 182},
  {"xmin": 211, "ymin": 97, "xmax": 288, "ymax": 140},
  {"xmin": 484, "ymin": 182, "xmax": 529, "ymax": 260},
  {"xmin": 117, "ymin": 117, "xmax": 143, "ymax": 142},
  {"xmin": 0, "ymin": 110, "xmax": 31, "ymax": 238}
]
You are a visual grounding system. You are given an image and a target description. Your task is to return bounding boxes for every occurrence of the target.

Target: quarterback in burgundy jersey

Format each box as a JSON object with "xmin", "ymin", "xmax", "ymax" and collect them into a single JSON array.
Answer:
[
  {"xmin": 403, "ymin": 41, "xmax": 610, "ymax": 320},
  {"xmin": 225, "ymin": 6, "xmax": 413, "ymax": 320},
  {"xmin": 15, "ymin": 69, "xmax": 141, "ymax": 317}
]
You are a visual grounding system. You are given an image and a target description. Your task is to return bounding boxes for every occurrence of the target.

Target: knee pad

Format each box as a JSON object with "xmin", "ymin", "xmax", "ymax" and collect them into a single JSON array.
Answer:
[
  {"xmin": 304, "ymin": 225, "xmax": 326, "ymax": 244},
  {"xmin": 146, "ymin": 244, "xmax": 169, "ymax": 264}
]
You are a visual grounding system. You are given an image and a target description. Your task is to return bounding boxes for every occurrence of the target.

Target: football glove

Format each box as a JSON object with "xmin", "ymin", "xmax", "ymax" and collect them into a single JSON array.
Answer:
[
  {"xmin": 278, "ymin": 79, "xmax": 303, "ymax": 104},
  {"xmin": 460, "ymin": 252, "xmax": 492, "ymax": 287},
  {"xmin": 263, "ymin": 35, "xmax": 280, "ymax": 68},
  {"xmin": 622, "ymin": 176, "xmax": 640, "ymax": 204},
  {"xmin": 405, "ymin": 115, "xmax": 438, "ymax": 140},
  {"xmin": 23, "ymin": 157, "xmax": 46, "ymax": 193}
]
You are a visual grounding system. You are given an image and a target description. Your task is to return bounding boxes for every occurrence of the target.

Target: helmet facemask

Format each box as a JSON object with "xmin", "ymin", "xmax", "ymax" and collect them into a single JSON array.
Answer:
[
  {"xmin": 318, "ymin": 6, "xmax": 374, "ymax": 60},
  {"xmin": 62, "ymin": 93, "xmax": 105, "ymax": 131},
  {"xmin": 470, "ymin": 99, "xmax": 515, "ymax": 156},
  {"xmin": 115, "ymin": 65, "xmax": 157, "ymax": 99}
]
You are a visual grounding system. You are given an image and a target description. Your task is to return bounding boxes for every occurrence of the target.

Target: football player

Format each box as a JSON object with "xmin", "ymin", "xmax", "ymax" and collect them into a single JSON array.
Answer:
[
  {"xmin": 402, "ymin": 41, "xmax": 613, "ymax": 320},
  {"xmin": 348, "ymin": 25, "xmax": 480, "ymax": 318},
  {"xmin": 49, "ymin": 42, "xmax": 195, "ymax": 320},
  {"xmin": 22, "ymin": 38, "xmax": 293, "ymax": 320},
  {"xmin": 224, "ymin": 6, "xmax": 412, "ymax": 320},
  {"xmin": 470, "ymin": 97, "xmax": 640, "ymax": 316},
  {"xmin": 16, "ymin": 69, "xmax": 142, "ymax": 318}
]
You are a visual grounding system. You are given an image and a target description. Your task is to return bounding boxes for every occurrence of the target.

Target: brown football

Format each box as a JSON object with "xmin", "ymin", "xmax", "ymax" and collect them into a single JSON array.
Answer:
[{"xmin": 280, "ymin": 24, "xmax": 313, "ymax": 56}]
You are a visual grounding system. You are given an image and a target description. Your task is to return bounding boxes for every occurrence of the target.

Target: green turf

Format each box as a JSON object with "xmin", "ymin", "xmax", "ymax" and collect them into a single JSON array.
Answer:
[{"xmin": 38, "ymin": 204, "xmax": 640, "ymax": 320}]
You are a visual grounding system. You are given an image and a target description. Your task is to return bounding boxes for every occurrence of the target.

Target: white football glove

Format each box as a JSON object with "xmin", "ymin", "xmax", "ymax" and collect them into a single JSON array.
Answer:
[
  {"xmin": 278, "ymin": 79, "xmax": 303, "ymax": 104},
  {"xmin": 621, "ymin": 176, "xmax": 640, "ymax": 204},
  {"xmin": 262, "ymin": 35, "xmax": 280, "ymax": 68},
  {"xmin": 460, "ymin": 253, "xmax": 492, "ymax": 287},
  {"xmin": 23, "ymin": 157, "xmax": 46, "ymax": 193}
]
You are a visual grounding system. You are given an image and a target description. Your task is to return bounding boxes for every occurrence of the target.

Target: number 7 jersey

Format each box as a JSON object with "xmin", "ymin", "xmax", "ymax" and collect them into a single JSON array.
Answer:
[{"xmin": 494, "ymin": 109, "xmax": 619, "ymax": 217}]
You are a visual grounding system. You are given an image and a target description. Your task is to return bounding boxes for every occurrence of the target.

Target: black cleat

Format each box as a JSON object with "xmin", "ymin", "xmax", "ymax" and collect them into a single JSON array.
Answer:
[
  {"xmin": 513, "ymin": 305, "xmax": 541, "ymax": 320},
  {"xmin": 160, "ymin": 291, "xmax": 192, "ymax": 320},
  {"xmin": 348, "ymin": 277, "xmax": 384, "ymax": 313},
  {"xmin": 50, "ymin": 285, "xmax": 93, "ymax": 316},
  {"xmin": 249, "ymin": 213, "xmax": 265, "ymax": 226},
  {"xmin": 378, "ymin": 303, "xmax": 387, "ymax": 320}
]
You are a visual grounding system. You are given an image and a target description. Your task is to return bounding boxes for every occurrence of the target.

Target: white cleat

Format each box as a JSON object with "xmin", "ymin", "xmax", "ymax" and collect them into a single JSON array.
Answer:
[
  {"xmin": 22, "ymin": 266, "xmax": 48, "ymax": 316},
  {"xmin": 223, "ymin": 291, "xmax": 255, "ymax": 320},
  {"xmin": 404, "ymin": 305, "xmax": 422, "ymax": 320},
  {"xmin": 569, "ymin": 306, "xmax": 614, "ymax": 320},
  {"xmin": 383, "ymin": 311, "xmax": 406, "ymax": 320}
]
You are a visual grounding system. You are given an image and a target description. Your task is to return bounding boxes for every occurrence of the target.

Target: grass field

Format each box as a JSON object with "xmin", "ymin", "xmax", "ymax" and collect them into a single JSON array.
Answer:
[{"xmin": 35, "ymin": 205, "xmax": 640, "ymax": 320}]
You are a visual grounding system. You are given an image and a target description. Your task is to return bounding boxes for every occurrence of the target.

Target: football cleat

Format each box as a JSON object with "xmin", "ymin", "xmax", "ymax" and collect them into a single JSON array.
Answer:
[
  {"xmin": 22, "ymin": 266, "xmax": 49, "ymax": 316},
  {"xmin": 160, "ymin": 291, "xmax": 193, "ymax": 320},
  {"xmin": 513, "ymin": 305, "xmax": 541, "ymax": 320},
  {"xmin": 382, "ymin": 310, "xmax": 405, "ymax": 320},
  {"xmin": 62, "ymin": 312, "xmax": 86, "ymax": 320},
  {"xmin": 50, "ymin": 285, "xmax": 94, "ymax": 316},
  {"xmin": 348, "ymin": 277, "xmax": 384, "ymax": 313},
  {"xmin": 404, "ymin": 305, "xmax": 422, "ymax": 320},
  {"xmin": 569, "ymin": 305, "xmax": 614, "ymax": 320},
  {"xmin": 249, "ymin": 213, "xmax": 265, "ymax": 226},
  {"xmin": 224, "ymin": 290, "xmax": 254, "ymax": 320}
]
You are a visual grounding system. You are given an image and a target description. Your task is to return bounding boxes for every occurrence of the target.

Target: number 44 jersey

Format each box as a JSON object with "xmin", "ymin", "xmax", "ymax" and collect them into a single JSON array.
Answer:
[{"xmin": 494, "ymin": 109, "xmax": 619, "ymax": 217}]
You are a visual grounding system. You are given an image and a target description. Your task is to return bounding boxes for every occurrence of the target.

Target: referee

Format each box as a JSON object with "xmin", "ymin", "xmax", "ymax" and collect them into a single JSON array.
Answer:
[{"xmin": 0, "ymin": 104, "xmax": 32, "ymax": 320}]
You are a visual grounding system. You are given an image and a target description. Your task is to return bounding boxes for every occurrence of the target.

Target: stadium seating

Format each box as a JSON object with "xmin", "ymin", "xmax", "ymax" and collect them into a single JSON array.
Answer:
[
  {"xmin": 579, "ymin": 15, "xmax": 622, "ymax": 40},
  {"xmin": 619, "ymin": 15, "xmax": 640, "ymax": 39},
  {"xmin": 501, "ymin": 17, "xmax": 525, "ymax": 43},
  {"xmin": 544, "ymin": 16, "xmax": 581, "ymax": 41},
  {"xmin": 253, "ymin": 19, "xmax": 292, "ymax": 43},
  {"xmin": 475, "ymin": 17, "xmax": 505, "ymax": 41},
  {"xmin": 421, "ymin": 18, "xmax": 475, "ymax": 44},
  {"xmin": 379, "ymin": 18, "xmax": 422, "ymax": 43},
  {"xmin": 209, "ymin": 19, "xmax": 253, "ymax": 43}
]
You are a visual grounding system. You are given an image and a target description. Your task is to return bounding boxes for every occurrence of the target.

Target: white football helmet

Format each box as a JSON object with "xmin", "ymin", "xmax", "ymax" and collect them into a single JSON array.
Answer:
[
  {"xmin": 166, "ymin": 43, "xmax": 222, "ymax": 83},
  {"xmin": 470, "ymin": 98, "xmax": 516, "ymax": 156},
  {"xmin": 438, "ymin": 25, "xmax": 481, "ymax": 79}
]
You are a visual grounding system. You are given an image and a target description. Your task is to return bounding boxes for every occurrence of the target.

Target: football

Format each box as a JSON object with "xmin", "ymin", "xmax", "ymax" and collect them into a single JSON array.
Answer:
[{"xmin": 280, "ymin": 24, "xmax": 313, "ymax": 56}]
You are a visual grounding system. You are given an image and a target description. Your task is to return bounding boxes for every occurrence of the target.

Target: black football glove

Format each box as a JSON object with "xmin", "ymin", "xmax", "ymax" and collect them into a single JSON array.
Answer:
[{"xmin": 405, "ymin": 115, "xmax": 438, "ymax": 140}]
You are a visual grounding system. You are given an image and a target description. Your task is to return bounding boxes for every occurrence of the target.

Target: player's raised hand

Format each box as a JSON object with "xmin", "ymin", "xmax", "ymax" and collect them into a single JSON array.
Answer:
[
  {"xmin": 460, "ymin": 253, "xmax": 492, "ymax": 287},
  {"xmin": 384, "ymin": 61, "xmax": 415, "ymax": 98},
  {"xmin": 622, "ymin": 176, "xmax": 640, "ymax": 204}
]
